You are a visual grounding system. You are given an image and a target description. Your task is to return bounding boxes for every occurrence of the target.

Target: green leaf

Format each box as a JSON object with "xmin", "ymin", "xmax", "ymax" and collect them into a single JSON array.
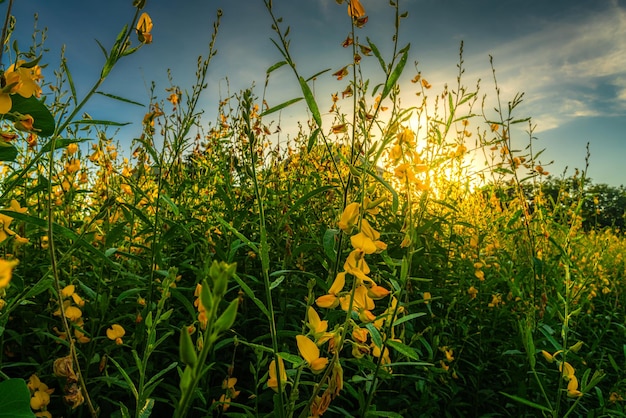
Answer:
[
  {"xmin": 96, "ymin": 91, "xmax": 145, "ymax": 107},
  {"xmin": 260, "ymin": 97, "xmax": 303, "ymax": 117},
  {"xmin": 367, "ymin": 38, "xmax": 387, "ymax": 72},
  {"xmin": 0, "ymin": 379, "xmax": 36, "ymax": 418},
  {"xmin": 381, "ymin": 44, "xmax": 410, "ymax": 100},
  {"xmin": 365, "ymin": 322, "xmax": 383, "ymax": 348},
  {"xmin": 386, "ymin": 339, "xmax": 420, "ymax": 360},
  {"xmin": 365, "ymin": 411, "xmax": 405, "ymax": 418},
  {"xmin": 266, "ymin": 60, "xmax": 288, "ymax": 74},
  {"xmin": 61, "ymin": 58, "xmax": 77, "ymax": 105},
  {"xmin": 0, "ymin": 145, "xmax": 18, "ymax": 162},
  {"xmin": 392, "ymin": 312, "xmax": 426, "ymax": 327},
  {"xmin": 298, "ymin": 76, "xmax": 322, "ymax": 128},
  {"xmin": 70, "ymin": 119, "xmax": 131, "ymax": 127},
  {"xmin": 232, "ymin": 273, "xmax": 270, "ymax": 319},
  {"xmin": 138, "ymin": 398, "xmax": 155, "ymax": 418},
  {"xmin": 119, "ymin": 402, "xmax": 131, "ymax": 418},
  {"xmin": 323, "ymin": 228, "xmax": 339, "ymax": 261},
  {"xmin": 285, "ymin": 185, "xmax": 336, "ymax": 219},
  {"xmin": 305, "ymin": 68, "xmax": 332, "ymax": 82},
  {"xmin": 307, "ymin": 127, "xmax": 319, "ymax": 152},
  {"xmin": 8, "ymin": 95, "xmax": 56, "ymax": 137},
  {"xmin": 365, "ymin": 168, "xmax": 399, "ymax": 213},
  {"xmin": 499, "ymin": 392, "xmax": 552, "ymax": 413}
]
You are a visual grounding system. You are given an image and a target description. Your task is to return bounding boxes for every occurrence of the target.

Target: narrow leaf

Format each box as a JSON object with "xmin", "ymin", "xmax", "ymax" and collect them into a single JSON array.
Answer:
[
  {"xmin": 298, "ymin": 76, "xmax": 322, "ymax": 128},
  {"xmin": 260, "ymin": 97, "xmax": 303, "ymax": 117},
  {"xmin": 381, "ymin": 44, "xmax": 410, "ymax": 100},
  {"xmin": 96, "ymin": 91, "xmax": 145, "ymax": 106}
]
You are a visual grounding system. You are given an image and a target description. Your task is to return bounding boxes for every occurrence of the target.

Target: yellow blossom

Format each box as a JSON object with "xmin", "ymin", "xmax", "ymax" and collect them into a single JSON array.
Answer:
[
  {"xmin": 396, "ymin": 127, "xmax": 415, "ymax": 147},
  {"xmin": 30, "ymin": 390, "xmax": 51, "ymax": 410},
  {"xmin": 296, "ymin": 334, "xmax": 329, "ymax": 373},
  {"xmin": 106, "ymin": 324, "xmax": 126, "ymax": 345},
  {"xmin": 560, "ymin": 361, "xmax": 575, "ymax": 380},
  {"xmin": 316, "ymin": 293, "xmax": 339, "ymax": 309},
  {"xmin": 423, "ymin": 292, "xmax": 432, "ymax": 304},
  {"xmin": 61, "ymin": 284, "xmax": 76, "ymax": 298},
  {"xmin": 136, "ymin": 12, "xmax": 153, "ymax": 43},
  {"xmin": 307, "ymin": 306, "xmax": 328, "ymax": 338},
  {"xmin": 268, "ymin": 357, "xmax": 287, "ymax": 392},
  {"xmin": 567, "ymin": 375, "xmax": 583, "ymax": 398},
  {"xmin": 0, "ymin": 258, "xmax": 19, "ymax": 288},
  {"xmin": 468, "ymin": 286, "xmax": 478, "ymax": 299},
  {"xmin": 338, "ymin": 202, "xmax": 360, "ymax": 233},
  {"xmin": 14, "ymin": 114, "xmax": 35, "ymax": 132},
  {"xmin": 347, "ymin": 0, "xmax": 366, "ymax": 18},
  {"xmin": 367, "ymin": 285, "xmax": 390, "ymax": 300},
  {"xmin": 0, "ymin": 61, "xmax": 43, "ymax": 113}
]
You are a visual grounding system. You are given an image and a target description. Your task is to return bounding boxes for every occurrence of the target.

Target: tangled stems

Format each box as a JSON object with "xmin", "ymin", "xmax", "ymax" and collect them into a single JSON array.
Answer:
[{"xmin": 240, "ymin": 89, "xmax": 286, "ymax": 417}]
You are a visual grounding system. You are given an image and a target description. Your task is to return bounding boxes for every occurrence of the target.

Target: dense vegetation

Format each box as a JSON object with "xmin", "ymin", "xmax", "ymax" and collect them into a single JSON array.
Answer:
[{"xmin": 0, "ymin": 1, "xmax": 624, "ymax": 417}]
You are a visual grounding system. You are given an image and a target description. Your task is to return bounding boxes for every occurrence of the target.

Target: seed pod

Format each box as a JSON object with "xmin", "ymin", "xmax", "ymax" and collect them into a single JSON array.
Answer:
[
  {"xmin": 214, "ymin": 298, "xmax": 239, "ymax": 334},
  {"xmin": 179, "ymin": 326, "xmax": 198, "ymax": 367}
]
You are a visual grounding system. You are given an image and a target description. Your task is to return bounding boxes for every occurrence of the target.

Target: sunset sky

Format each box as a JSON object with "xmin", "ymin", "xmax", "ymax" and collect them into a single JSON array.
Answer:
[{"xmin": 9, "ymin": 0, "xmax": 626, "ymax": 186}]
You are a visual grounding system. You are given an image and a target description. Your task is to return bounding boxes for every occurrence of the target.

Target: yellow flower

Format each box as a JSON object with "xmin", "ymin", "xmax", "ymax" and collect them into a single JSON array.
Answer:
[
  {"xmin": 567, "ymin": 375, "xmax": 583, "ymax": 398},
  {"xmin": 0, "ymin": 258, "xmax": 19, "ymax": 288},
  {"xmin": 30, "ymin": 390, "xmax": 51, "ymax": 410},
  {"xmin": 65, "ymin": 305, "xmax": 83, "ymax": 321},
  {"xmin": 296, "ymin": 335, "xmax": 329, "ymax": 374},
  {"xmin": 0, "ymin": 61, "xmax": 43, "ymax": 113},
  {"xmin": 267, "ymin": 357, "xmax": 287, "ymax": 392},
  {"xmin": 560, "ymin": 361, "xmax": 575, "ymax": 380},
  {"xmin": 106, "ymin": 324, "xmax": 126, "ymax": 345},
  {"xmin": 315, "ymin": 293, "xmax": 339, "ymax": 309},
  {"xmin": 352, "ymin": 327, "xmax": 368, "ymax": 343},
  {"xmin": 541, "ymin": 350, "xmax": 554, "ymax": 363},
  {"xmin": 350, "ymin": 219, "xmax": 386, "ymax": 254},
  {"xmin": 307, "ymin": 306, "xmax": 328, "ymax": 336},
  {"xmin": 344, "ymin": 249, "xmax": 370, "ymax": 275},
  {"xmin": 136, "ymin": 12, "xmax": 153, "ymax": 43},
  {"xmin": 0, "ymin": 213, "xmax": 16, "ymax": 243},
  {"xmin": 61, "ymin": 284, "xmax": 76, "ymax": 298},
  {"xmin": 347, "ymin": 0, "xmax": 366, "ymax": 18},
  {"xmin": 440, "ymin": 346, "xmax": 454, "ymax": 363},
  {"xmin": 396, "ymin": 127, "xmax": 415, "ymax": 147},
  {"xmin": 67, "ymin": 143, "xmax": 79, "ymax": 154},
  {"xmin": 423, "ymin": 292, "xmax": 432, "ymax": 304},
  {"xmin": 338, "ymin": 202, "xmax": 360, "ymax": 233},
  {"xmin": 14, "ymin": 114, "xmax": 35, "ymax": 132},
  {"xmin": 367, "ymin": 285, "xmax": 390, "ymax": 300},
  {"xmin": 329, "ymin": 272, "xmax": 346, "ymax": 295},
  {"xmin": 468, "ymin": 286, "xmax": 478, "ymax": 299}
]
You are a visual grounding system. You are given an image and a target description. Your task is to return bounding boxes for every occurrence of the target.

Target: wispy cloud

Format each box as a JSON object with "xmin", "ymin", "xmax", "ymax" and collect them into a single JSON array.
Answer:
[{"xmin": 471, "ymin": 1, "xmax": 626, "ymax": 132}]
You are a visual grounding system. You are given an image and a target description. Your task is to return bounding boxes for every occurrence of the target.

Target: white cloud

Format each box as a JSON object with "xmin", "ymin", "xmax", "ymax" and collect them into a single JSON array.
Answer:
[{"xmin": 462, "ymin": 2, "xmax": 626, "ymax": 132}]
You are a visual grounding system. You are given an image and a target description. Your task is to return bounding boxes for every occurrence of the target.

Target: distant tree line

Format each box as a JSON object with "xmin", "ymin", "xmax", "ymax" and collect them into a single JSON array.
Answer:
[{"xmin": 523, "ymin": 177, "xmax": 625, "ymax": 231}]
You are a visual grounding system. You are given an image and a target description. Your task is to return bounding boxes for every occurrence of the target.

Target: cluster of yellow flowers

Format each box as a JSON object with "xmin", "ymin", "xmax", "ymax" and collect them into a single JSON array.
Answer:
[
  {"xmin": 0, "ymin": 60, "xmax": 43, "ymax": 113},
  {"xmin": 28, "ymin": 374, "xmax": 54, "ymax": 418},
  {"xmin": 52, "ymin": 285, "xmax": 90, "ymax": 344},
  {"xmin": 0, "ymin": 199, "xmax": 29, "ymax": 246},
  {"xmin": 541, "ymin": 345, "xmax": 585, "ymax": 398}
]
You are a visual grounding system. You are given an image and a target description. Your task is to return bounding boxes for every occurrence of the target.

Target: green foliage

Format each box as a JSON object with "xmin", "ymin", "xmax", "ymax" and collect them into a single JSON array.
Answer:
[{"xmin": 0, "ymin": 379, "xmax": 35, "ymax": 418}]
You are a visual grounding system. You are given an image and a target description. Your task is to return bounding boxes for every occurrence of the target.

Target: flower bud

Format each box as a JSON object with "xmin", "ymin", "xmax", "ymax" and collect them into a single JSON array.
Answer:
[
  {"xmin": 179, "ymin": 325, "xmax": 198, "ymax": 367},
  {"xmin": 214, "ymin": 298, "xmax": 239, "ymax": 334}
]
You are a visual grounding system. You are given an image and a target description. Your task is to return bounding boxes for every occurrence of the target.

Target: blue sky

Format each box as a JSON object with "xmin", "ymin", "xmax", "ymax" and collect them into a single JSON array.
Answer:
[{"xmin": 8, "ymin": 0, "xmax": 626, "ymax": 186}]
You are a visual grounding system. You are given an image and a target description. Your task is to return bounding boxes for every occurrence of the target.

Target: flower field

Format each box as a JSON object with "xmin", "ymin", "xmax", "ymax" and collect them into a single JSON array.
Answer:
[{"xmin": 0, "ymin": 1, "xmax": 625, "ymax": 417}]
